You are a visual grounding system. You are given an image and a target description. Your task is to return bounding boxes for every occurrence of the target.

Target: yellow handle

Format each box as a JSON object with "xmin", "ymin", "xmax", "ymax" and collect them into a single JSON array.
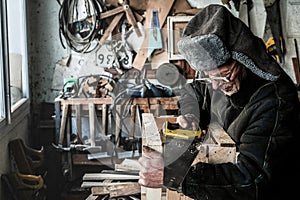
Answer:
[{"xmin": 17, "ymin": 173, "xmax": 44, "ymax": 190}]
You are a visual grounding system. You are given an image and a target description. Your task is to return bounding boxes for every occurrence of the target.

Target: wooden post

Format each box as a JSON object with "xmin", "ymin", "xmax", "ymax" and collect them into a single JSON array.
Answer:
[
  {"xmin": 102, "ymin": 104, "xmax": 107, "ymax": 135},
  {"xmin": 59, "ymin": 104, "xmax": 69, "ymax": 145},
  {"xmin": 141, "ymin": 113, "xmax": 163, "ymax": 200},
  {"xmin": 89, "ymin": 103, "xmax": 96, "ymax": 147},
  {"xmin": 130, "ymin": 105, "xmax": 137, "ymax": 139},
  {"xmin": 75, "ymin": 104, "xmax": 82, "ymax": 140},
  {"xmin": 115, "ymin": 105, "xmax": 122, "ymax": 146}
]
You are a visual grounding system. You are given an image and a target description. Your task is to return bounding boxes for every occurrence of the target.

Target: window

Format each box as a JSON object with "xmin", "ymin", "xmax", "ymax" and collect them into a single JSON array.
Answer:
[{"xmin": 0, "ymin": 0, "xmax": 29, "ymax": 123}]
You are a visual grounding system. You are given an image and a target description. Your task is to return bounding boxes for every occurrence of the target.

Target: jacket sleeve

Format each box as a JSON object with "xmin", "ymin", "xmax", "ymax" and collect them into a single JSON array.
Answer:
[
  {"xmin": 178, "ymin": 81, "xmax": 211, "ymax": 129},
  {"xmin": 181, "ymin": 85, "xmax": 299, "ymax": 199}
]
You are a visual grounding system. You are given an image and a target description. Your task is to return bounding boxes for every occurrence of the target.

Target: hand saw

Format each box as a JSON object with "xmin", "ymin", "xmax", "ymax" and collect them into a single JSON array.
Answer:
[{"xmin": 163, "ymin": 121, "xmax": 202, "ymax": 191}]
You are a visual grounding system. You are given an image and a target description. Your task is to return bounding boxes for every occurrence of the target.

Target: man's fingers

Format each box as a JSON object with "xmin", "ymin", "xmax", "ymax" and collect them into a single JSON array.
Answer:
[{"xmin": 177, "ymin": 115, "xmax": 188, "ymax": 129}]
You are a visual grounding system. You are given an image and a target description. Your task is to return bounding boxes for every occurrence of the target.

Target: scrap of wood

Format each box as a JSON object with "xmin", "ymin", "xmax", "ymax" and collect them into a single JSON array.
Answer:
[
  {"xmin": 100, "ymin": 6, "xmax": 124, "ymax": 19},
  {"xmin": 83, "ymin": 173, "xmax": 139, "ymax": 181},
  {"xmin": 59, "ymin": 104, "xmax": 69, "ymax": 145},
  {"xmin": 89, "ymin": 103, "xmax": 96, "ymax": 146},
  {"xmin": 91, "ymin": 182, "xmax": 141, "ymax": 197},
  {"xmin": 124, "ymin": 4, "xmax": 142, "ymax": 37},
  {"xmin": 82, "ymin": 181, "xmax": 137, "ymax": 188},
  {"xmin": 114, "ymin": 158, "xmax": 141, "ymax": 172},
  {"xmin": 169, "ymin": 0, "xmax": 192, "ymax": 15},
  {"xmin": 141, "ymin": 113, "xmax": 162, "ymax": 152},
  {"xmin": 99, "ymin": 13, "xmax": 124, "ymax": 45},
  {"xmin": 207, "ymin": 146, "xmax": 236, "ymax": 164},
  {"xmin": 85, "ymin": 194, "xmax": 98, "ymax": 200},
  {"xmin": 132, "ymin": 0, "xmax": 176, "ymax": 71},
  {"xmin": 207, "ymin": 123, "xmax": 235, "ymax": 147}
]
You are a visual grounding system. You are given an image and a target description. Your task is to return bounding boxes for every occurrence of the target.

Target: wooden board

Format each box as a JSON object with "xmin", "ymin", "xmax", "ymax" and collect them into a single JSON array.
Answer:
[
  {"xmin": 141, "ymin": 113, "xmax": 163, "ymax": 153},
  {"xmin": 141, "ymin": 113, "xmax": 163, "ymax": 200},
  {"xmin": 91, "ymin": 182, "xmax": 141, "ymax": 197},
  {"xmin": 207, "ymin": 123, "xmax": 235, "ymax": 147},
  {"xmin": 83, "ymin": 173, "xmax": 139, "ymax": 181}
]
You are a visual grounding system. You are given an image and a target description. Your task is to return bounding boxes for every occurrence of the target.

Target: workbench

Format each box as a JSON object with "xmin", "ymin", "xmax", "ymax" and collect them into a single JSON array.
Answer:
[
  {"xmin": 54, "ymin": 96, "xmax": 179, "ymax": 146},
  {"xmin": 54, "ymin": 96, "xmax": 179, "ymax": 180}
]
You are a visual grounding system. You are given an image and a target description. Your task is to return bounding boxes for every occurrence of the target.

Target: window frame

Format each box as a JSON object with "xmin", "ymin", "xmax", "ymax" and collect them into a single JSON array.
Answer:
[{"xmin": 0, "ymin": 0, "xmax": 30, "ymax": 130}]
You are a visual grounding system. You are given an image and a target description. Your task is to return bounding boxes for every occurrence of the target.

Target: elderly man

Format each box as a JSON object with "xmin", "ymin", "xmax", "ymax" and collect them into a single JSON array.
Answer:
[{"xmin": 139, "ymin": 4, "xmax": 299, "ymax": 200}]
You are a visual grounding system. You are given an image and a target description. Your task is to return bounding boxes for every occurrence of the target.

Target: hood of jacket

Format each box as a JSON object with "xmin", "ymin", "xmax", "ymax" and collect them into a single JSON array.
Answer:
[{"xmin": 177, "ymin": 4, "xmax": 281, "ymax": 81}]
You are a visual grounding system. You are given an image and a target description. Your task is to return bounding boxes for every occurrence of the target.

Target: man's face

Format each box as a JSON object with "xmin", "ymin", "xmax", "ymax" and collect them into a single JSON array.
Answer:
[{"xmin": 204, "ymin": 60, "xmax": 241, "ymax": 96}]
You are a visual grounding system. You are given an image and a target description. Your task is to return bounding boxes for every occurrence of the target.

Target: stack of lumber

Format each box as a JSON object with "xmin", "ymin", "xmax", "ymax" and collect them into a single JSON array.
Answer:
[{"xmin": 82, "ymin": 159, "xmax": 141, "ymax": 199}]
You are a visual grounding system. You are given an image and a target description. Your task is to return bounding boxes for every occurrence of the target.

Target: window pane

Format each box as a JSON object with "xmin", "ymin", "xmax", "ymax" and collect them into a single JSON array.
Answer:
[
  {"xmin": 7, "ymin": 0, "xmax": 28, "ymax": 107},
  {"xmin": 0, "ymin": 42, "xmax": 5, "ymax": 120}
]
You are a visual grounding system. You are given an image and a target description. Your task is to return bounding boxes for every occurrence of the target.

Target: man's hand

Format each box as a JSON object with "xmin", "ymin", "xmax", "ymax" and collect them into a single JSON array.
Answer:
[
  {"xmin": 176, "ymin": 113, "xmax": 199, "ymax": 131},
  {"xmin": 138, "ymin": 146, "xmax": 164, "ymax": 188}
]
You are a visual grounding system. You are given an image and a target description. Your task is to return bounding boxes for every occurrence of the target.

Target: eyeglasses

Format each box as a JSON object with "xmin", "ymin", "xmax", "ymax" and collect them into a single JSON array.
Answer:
[{"xmin": 196, "ymin": 62, "xmax": 237, "ymax": 84}]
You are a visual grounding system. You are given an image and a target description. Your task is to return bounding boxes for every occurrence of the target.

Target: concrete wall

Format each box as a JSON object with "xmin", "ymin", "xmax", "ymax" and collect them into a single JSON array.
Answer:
[{"xmin": 27, "ymin": 0, "xmax": 67, "ymax": 106}]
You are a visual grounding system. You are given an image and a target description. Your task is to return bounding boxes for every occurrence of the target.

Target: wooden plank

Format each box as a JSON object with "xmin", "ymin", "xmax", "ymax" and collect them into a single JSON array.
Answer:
[
  {"xmin": 166, "ymin": 189, "xmax": 181, "ymax": 200},
  {"xmin": 115, "ymin": 105, "xmax": 122, "ymax": 146},
  {"xmin": 114, "ymin": 158, "xmax": 140, "ymax": 172},
  {"xmin": 89, "ymin": 103, "xmax": 96, "ymax": 146},
  {"xmin": 75, "ymin": 104, "xmax": 82, "ymax": 139},
  {"xmin": 91, "ymin": 182, "xmax": 141, "ymax": 197},
  {"xmin": 132, "ymin": 0, "xmax": 176, "ymax": 70},
  {"xmin": 99, "ymin": 13, "xmax": 124, "ymax": 45},
  {"xmin": 133, "ymin": 96, "xmax": 180, "ymax": 105},
  {"xmin": 100, "ymin": 6, "xmax": 124, "ymax": 19},
  {"xmin": 102, "ymin": 104, "xmax": 107, "ymax": 135},
  {"xmin": 83, "ymin": 173, "xmax": 139, "ymax": 181},
  {"xmin": 208, "ymin": 123, "xmax": 235, "ymax": 147},
  {"xmin": 82, "ymin": 181, "xmax": 138, "ymax": 188},
  {"xmin": 207, "ymin": 146, "xmax": 236, "ymax": 164},
  {"xmin": 124, "ymin": 4, "xmax": 142, "ymax": 37},
  {"xmin": 141, "ymin": 113, "xmax": 162, "ymax": 152},
  {"xmin": 59, "ymin": 104, "xmax": 69, "ymax": 145},
  {"xmin": 130, "ymin": 105, "xmax": 137, "ymax": 139},
  {"xmin": 141, "ymin": 113, "xmax": 163, "ymax": 200},
  {"xmin": 85, "ymin": 194, "xmax": 98, "ymax": 200},
  {"xmin": 55, "ymin": 97, "xmax": 113, "ymax": 105}
]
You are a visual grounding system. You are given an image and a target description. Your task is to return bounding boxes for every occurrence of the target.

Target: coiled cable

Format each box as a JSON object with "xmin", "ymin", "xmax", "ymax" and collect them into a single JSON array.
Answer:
[{"xmin": 58, "ymin": 0, "xmax": 107, "ymax": 53}]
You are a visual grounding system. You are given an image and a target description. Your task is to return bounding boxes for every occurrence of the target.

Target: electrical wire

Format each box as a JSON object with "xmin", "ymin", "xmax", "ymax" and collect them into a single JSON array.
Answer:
[{"xmin": 58, "ymin": 0, "xmax": 107, "ymax": 53}]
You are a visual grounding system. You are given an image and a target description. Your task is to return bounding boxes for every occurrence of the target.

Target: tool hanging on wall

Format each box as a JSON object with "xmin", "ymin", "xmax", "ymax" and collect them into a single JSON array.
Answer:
[
  {"xmin": 58, "ymin": 0, "xmax": 107, "ymax": 53},
  {"xmin": 147, "ymin": 9, "xmax": 163, "ymax": 60},
  {"xmin": 266, "ymin": 36, "xmax": 282, "ymax": 62},
  {"xmin": 265, "ymin": 0, "xmax": 285, "ymax": 63}
]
